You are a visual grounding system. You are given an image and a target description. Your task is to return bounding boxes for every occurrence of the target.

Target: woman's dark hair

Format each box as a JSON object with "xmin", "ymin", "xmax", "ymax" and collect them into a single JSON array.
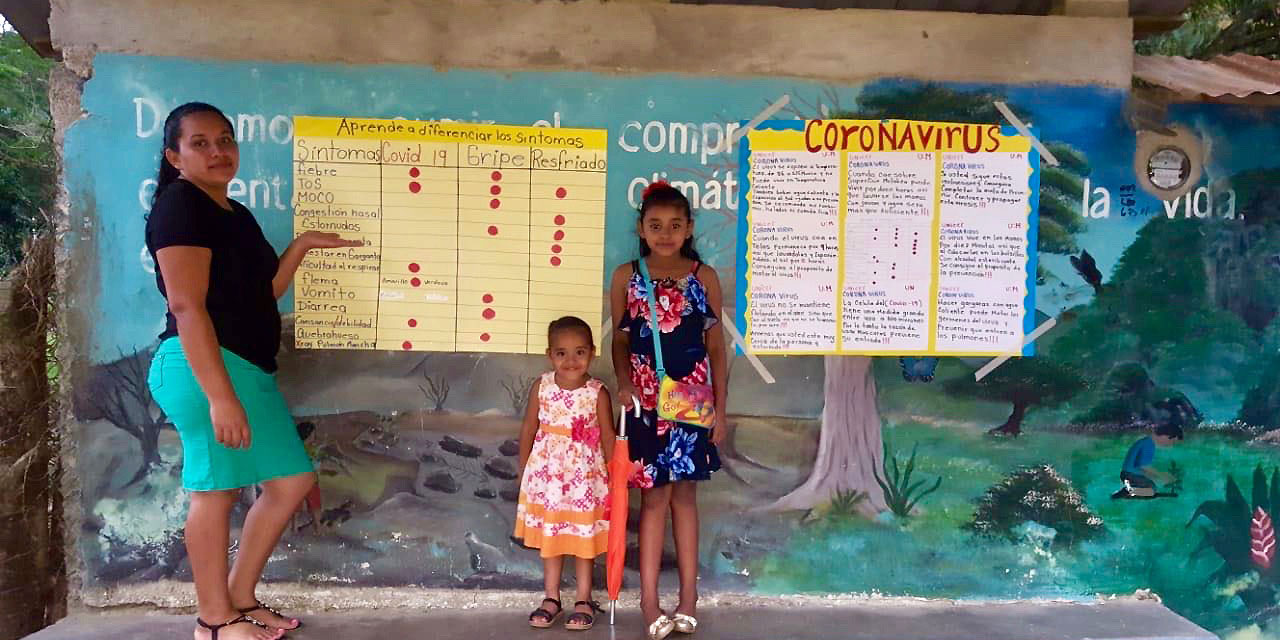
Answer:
[
  {"xmin": 638, "ymin": 181, "xmax": 701, "ymax": 262},
  {"xmin": 152, "ymin": 102, "xmax": 235, "ymax": 206},
  {"xmin": 547, "ymin": 315, "xmax": 594, "ymax": 347}
]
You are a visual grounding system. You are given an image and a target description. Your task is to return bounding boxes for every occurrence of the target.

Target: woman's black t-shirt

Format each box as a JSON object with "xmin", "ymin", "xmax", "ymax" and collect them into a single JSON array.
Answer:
[{"xmin": 145, "ymin": 179, "xmax": 282, "ymax": 373}]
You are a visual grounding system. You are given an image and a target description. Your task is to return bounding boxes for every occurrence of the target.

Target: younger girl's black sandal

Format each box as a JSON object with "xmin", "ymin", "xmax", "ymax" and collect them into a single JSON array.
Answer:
[
  {"xmin": 529, "ymin": 597, "xmax": 563, "ymax": 628},
  {"xmin": 565, "ymin": 600, "xmax": 604, "ymax": 631}
]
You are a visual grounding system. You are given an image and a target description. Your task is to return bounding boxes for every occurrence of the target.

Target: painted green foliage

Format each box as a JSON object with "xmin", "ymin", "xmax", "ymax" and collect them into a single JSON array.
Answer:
[
  {"xmin": 1050, "ymin": 168, "xmax": 1280, "ymax": 424},
  {"xmin": 967, "ymin": 465, "xmax": 1104, "ymax": 545},
  {"xmin": 1189, "ymin": 465, "xmax": 1280, "ymax": 613},
  {"xmin": 872, "ymin": 441, "xmax": 943, "ymax": 518},
  {"xmin": 942, "ymin": 358, "xmax": 1088, "ymax": 436}
]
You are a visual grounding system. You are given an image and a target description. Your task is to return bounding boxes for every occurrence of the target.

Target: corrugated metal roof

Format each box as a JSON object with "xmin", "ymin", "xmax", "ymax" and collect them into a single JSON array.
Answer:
[{"xmin": 1134, "ymin": 54, "xmax": 1280, "ymax": 98}]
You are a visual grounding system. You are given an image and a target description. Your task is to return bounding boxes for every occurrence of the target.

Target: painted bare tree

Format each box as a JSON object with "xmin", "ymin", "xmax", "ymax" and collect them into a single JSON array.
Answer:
[{"xmin": 85, "ymin": 350, "xmax": 169, "ymax": 486}]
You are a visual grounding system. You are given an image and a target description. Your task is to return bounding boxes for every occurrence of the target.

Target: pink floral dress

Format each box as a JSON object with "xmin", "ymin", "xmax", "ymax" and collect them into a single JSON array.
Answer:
[{"xmin": 514, "ymin": 372, "xmax": 609, "ymax": 559}]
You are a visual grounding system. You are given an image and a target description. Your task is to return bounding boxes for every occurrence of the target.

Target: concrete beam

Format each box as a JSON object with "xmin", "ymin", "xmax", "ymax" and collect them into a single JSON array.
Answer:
[
  {"xmin": 50, "ymin": 0, "xmax": 1133, "ymax": 87},
  {"xmin": 1061, "ymin": 0, "xmax": 1129, "ymax": 17}
]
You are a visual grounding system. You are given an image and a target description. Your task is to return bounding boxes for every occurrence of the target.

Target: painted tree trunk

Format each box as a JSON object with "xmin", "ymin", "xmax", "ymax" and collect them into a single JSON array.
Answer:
[
  {"xmin": 769, "ymin": 356, "xmax": 887, "ymax": 515},
  {"xmin": 126, "ymin": 430, "xmax": 163, "ymax": 487},
  {"xmin": 991, "ymin": 401, "xmax": 1028, "ymax": 436}
]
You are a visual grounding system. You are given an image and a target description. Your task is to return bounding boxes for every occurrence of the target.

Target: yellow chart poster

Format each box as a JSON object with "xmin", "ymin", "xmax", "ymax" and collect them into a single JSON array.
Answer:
[
  {"xmin": 737, "ymin": 119, "xmax": 1040, "ymax": 357},
  {"xmin": 292, "ymin": 116, "xmax": 607, "ymax": 354}
]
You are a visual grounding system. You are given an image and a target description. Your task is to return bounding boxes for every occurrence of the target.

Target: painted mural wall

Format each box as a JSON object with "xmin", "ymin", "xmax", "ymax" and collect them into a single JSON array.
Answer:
[{"xmin": 66, "ymin": 54, "xmax": 1280, "ymax": 638}]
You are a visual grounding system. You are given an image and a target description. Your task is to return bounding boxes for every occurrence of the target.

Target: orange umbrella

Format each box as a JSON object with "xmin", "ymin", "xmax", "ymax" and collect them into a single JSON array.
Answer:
[{"xmin": 607, "ymin": 398, "xmax": 640, "ymax": 625}]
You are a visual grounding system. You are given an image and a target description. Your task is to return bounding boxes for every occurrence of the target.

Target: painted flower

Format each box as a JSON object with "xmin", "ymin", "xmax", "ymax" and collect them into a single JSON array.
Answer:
[
  {"xmin": 629, "ymin": 460, "xmax": 656, "ymax": 489},
  {"xmin": 570, "ymin": 413, "xmax": 599, "ymax": 448},
  {"xmin": 683, "ymin": 277, "xmax": 709, "ymax": 315},
  {"xmin": 630, "ymin": 356, "xmax": 659, "ymax": 410},
  {"xmin": 657, "ymin": 428, "xmax": 698, "ymax": 479}
]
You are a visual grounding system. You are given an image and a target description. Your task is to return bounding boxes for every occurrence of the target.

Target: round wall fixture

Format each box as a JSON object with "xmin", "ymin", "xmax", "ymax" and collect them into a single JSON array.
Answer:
[
  {"xmin": 1147, "ymin": 146, "xmax": 1190, "ymax": 191},
  {"xmin": 1134, "ymin": 126, "xmax": 1203, "ymax": 200}
]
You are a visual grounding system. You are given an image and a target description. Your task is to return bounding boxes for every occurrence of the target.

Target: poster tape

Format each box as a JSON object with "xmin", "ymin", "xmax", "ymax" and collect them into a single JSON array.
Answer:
[
  {"xmin": 731, "ymin": 95, "xmax": 792, "ymax": 147},
  {"xmin": 993, "ymin": 101, "xmax": 1059, "ymax": 166},
  {"xmin": 722, "ymin": 314, "xmax": 776, "ymax": 384},
  {"xmin": 973, "ymin": 316, "xmax": 1058, "ymax": 381}
]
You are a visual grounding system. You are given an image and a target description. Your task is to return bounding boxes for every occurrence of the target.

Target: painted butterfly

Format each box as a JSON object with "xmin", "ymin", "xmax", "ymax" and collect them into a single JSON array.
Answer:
[{"xmin": 899, "ymin": 357, "xmax": 939, "ymax": 383}]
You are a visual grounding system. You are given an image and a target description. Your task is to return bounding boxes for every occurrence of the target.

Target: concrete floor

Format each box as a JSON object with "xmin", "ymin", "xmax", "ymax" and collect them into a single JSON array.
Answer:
[{"xmin": 27, "ymin": 599, "xmax": 1217, "ymax": 640}]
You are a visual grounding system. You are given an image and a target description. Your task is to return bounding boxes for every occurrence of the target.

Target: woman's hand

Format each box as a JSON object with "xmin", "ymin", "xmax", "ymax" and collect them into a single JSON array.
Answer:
[
  {"xmin": 709, "ymin": 410, "xmax": 728, "ymax": 446},
  {"xmin": 210, "ymin": 398, "xmax": 251, "ymax": 449},
  {"xmin": 297, "ymin": 231, "xmax": 363, "ymax": 252}
]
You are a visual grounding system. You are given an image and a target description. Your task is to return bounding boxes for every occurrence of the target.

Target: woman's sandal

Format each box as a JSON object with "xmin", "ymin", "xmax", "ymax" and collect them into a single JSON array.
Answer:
[
  {"xmin": 196, "ymin": 615, "xmax": 280, "ymax": 639},
  {"xmin": 647, "ymin": 613, "xmax": 676, "ymax": 640},
  {"xmin": 236, "ymin": 600, "xmax": 303, "ymax": 630},
  {"xmin": 672, "ymin": 613, "xmax": 698, "ymax": 634},
  {"xmin": 565, "ymin": 600, "xmax": 604, "ymax": 631},
  {"xmin": 529, "ymin": 597, "xmax": 563, "ymax": 629}
]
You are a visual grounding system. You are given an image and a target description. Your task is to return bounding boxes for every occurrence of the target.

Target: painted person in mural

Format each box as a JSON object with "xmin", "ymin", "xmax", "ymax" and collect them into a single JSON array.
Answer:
[
  {"xmin": 1112, "ymin": 422, "xmax": 1184, "ymax": 499},
  {"xmin": 515, "ymin": 316, "xmax": 616, "ymax": 631},
  {"xmin": 610, "ymin": 182, "xmax": 729, "ymax": 640},
  {"xmin": 143, "ymin": 102, "xmax": 360, "ymax": 640}
]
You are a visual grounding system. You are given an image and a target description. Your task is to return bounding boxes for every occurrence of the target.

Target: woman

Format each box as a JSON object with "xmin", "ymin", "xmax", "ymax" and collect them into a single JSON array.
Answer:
[{"xmin": 145, "ymin": 102, "xmax": 360, "ymax": 640}]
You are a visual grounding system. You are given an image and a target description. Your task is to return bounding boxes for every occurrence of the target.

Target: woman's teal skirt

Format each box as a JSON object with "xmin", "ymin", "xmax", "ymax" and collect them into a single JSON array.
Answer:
[{"xmin": 148, "ymin": 338, "xmax": 313, "ymax": 491}]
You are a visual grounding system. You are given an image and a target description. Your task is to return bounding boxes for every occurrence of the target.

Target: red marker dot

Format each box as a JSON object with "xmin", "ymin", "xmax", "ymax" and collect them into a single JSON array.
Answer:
[
  {"xmin": 402, "ymin": 341, "xmax": 413, "ymax": 350},
  {"xmin": 490, "ymin": 199, "xmax": 501, "ymax": 209},
  {"xmin": 554, "ymin": 230, "xmax": 565, "ymax": 241},
  {"xmin": 409, "ymin": 167, "xmax": 420, "ymax": 178},
  {"xmin": 408, "ymin": 263, "xmax": 420, "ymax": 273},
  {"xmin": 551, "ymin": 256, "xmax": 562, "ymax": 267},
  {"xmin": 411, "ymin": 277, "xmax": 421, "ymax": 287},
  {"xmin": 490, "ymin": 185, "xmax": 501, "ymax": 195},
  {"xmin": 488, "ymin": 225, "xmax": 499, "ymax": 236},
  {"xmin": 556, "ymin": 187, "xmax": 567, "ymax": 199},
  {"xmin": 483, "ymin": 308, "xmax": 496, "ymax": 320},
  {"xmin": 480, "ymin": 333, "xmax": 491, "ymax": 342},
  {"xmin": 551, "ymin": 244, "xmax": 563, "ymax": 254},
  {"xmin": 409, "ymin": 182, "xmax": 421, "ymax": 194},
  {"xmin": 554, "ymin": 215, "xmax": 566, "ymax": 225},
  {"xmin": 408, "ymin": 319, "xmax": 418, "ymax": 328},
  {"xmin": 491, "ymin": 171, "xmax": 502, "ymax": 181},
  {"xmin": 483, "ymin": 294, "xmax": 494, "ymax": 303}
]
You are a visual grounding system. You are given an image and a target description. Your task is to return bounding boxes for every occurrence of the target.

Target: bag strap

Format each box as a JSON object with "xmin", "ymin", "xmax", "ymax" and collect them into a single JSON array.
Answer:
[{"xmin": 635, "ymin": 259, "xmax": 667, "ymax": 380}]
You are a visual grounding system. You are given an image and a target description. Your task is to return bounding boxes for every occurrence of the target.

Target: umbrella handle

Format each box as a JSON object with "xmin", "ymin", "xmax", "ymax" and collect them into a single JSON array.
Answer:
[{"xmin": 618, "ymin": 395, "xmax": 640, "ymax": 439}]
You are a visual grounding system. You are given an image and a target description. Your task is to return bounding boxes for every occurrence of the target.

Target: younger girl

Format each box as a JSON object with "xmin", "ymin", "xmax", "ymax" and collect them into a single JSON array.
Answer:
[
  {"xmin": 516, "ymin": 316, "xmax": 616, "ymax": 631},
  {"xmin": 610, "ymin": 182, "xmax": 728, "ymax": 640}
]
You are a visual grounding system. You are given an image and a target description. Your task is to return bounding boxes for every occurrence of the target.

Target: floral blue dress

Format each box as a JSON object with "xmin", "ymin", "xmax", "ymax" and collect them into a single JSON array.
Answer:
[{"xmin": 620, "ymin": 260, "xmax": 722, "ymax": 489}]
